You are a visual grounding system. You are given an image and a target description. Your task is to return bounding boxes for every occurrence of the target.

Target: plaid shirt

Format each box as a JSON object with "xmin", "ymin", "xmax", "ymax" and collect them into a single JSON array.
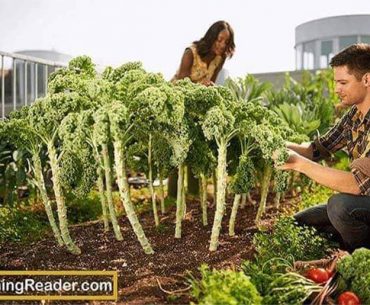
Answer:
[{"xmin": 311, "ymin": 105, "xmax": 370, "ymax": 195}]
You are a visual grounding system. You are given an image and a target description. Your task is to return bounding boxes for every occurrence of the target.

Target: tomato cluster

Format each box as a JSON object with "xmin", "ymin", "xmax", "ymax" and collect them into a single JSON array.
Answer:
[{"xmin": 304, "ymin": 268, "xmax": 361, "ymax": 305}]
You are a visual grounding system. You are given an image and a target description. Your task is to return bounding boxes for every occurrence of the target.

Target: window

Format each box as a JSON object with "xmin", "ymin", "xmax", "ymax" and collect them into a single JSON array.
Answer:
[
  {"xmin": 303, "ymin": 41, "xmax": 315, "ymax": 70},
  {"xmin": 295, "ymin": 44, "xmax": 303, "ymax": 70},
  {"xmin": 339, "ymin": 36, "xmax": 358, "ymax": 50},
  {"xmin": 320, "ymin": 40, "xmax": 333, "ymax": 68},
  {"xmin": 360, "ymin": 36, "xmax": 370, "ymax": 44}
]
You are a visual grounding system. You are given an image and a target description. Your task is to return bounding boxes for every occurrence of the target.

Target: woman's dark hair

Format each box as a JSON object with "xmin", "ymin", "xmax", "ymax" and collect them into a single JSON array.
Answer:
[
  {"xmin": 330, "ymin": 43, "xmax": 370, "ymax": 80},
  {"xmin": 193, "ymin": 20, "xmax": 235, "ymax": 59}
]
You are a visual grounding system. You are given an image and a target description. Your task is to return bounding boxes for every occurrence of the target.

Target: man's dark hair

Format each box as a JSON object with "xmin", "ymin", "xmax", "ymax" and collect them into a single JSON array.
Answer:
[
  {"xmin": 194, "ymin": 20, "xmax": 235, "ymax": 59},
  {"xmin": 330, "ymin": 43, "xmax": 370, "ymax": 80}
]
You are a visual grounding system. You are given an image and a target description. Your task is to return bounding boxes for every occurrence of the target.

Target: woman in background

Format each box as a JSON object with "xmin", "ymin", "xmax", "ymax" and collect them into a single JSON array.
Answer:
[{"xmin": 172, "ymin": 20, "xmax": 235, "ymax": 86}]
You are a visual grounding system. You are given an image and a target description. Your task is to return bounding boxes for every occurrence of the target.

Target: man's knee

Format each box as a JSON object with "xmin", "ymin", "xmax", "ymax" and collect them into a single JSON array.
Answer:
[
  {"xmin": 293, "ymin": 204, "xmax": 328, "ymax": 227},
  {"xmin": 327, "ymin": 193, "xmax": 352, "ymax": 221}
]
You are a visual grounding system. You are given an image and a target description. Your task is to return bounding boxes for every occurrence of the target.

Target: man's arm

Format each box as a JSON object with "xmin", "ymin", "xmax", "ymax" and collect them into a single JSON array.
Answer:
[{"xmin": 279, "ymin": 149, "xmax": 361, "ymax": 195}]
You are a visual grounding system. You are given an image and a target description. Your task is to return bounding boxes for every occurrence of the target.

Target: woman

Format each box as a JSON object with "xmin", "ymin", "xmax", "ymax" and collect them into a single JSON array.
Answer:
[{"xmin": 172, "ymin": 20, "xmax": 235, "ymax": 86}]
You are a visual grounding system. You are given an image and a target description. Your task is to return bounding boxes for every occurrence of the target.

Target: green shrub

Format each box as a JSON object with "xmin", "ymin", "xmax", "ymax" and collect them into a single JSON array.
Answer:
[
  {"xmin": 332, "ymin": 151, "xmax": 350, "ymax": 171},
  {"xmin": 66, "ymin": 191, "xmax": 103, "ymax": 223},
  {"xmin": 299, "ymin": 184, "xmax": 333, "ymax": 210},
  {"xmin": 0, "ymin": 205, "xmax": 48, "ymax": 243},
  {"xmin": 190, "ymin": 264, "xmax": 262, "ymax": 305},
  {"xmin": 242, "ymin": 257, "xmax": 292, "ymax": 296},
  {"xmin": 253, "ymin": 217, "xmax": 333, "ymax": 264}
]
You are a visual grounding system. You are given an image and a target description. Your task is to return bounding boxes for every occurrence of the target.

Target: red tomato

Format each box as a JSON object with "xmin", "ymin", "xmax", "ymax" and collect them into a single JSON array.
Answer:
[
  {"xmin": 305, "ymin": 268, "xmax": 329, "ymax": 283},
  {"xmin": 338, "ymin": 291, "xmax": 361, "ymax": 305},
  {"xmin": 325, "ymin": 268, "xmax": 334, "ymax": 278}
]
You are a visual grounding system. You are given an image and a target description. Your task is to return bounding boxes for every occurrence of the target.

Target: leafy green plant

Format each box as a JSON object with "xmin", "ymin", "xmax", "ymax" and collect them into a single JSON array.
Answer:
[
  {"xmin": 253, "ymin": 217, "xmax": 333, "ymax": 263},
  {"xmin": 262, "ymin": 271, "xmax": 322, "ymax": 305},
  {"xmin": 299, "ymin": 184, "xmax": 333, "ymax": 210},
  {"xmin": 242, "ymin": 257, "xmax": 293, "ymax": 296},
  {"xmin": 271, "ymin": 102, "xmax": 321, "ymax": 136},
  {"xmin": 266, "ymin": 70, "xmax": 337, "ymax": 140},
  {"xmin": 66, "ymin": 193, "xmax": 103, "ymax": 224},
  {"xmin": 0, "ymin": 205, "xmax": 48, "ymax": 243},
  {"xmin": 337, "ymin": 248, "xmax": 370, "ymax": 304},
  {"xmin": 189, "ymin": 264, "xmax": 262, "ymax": 305},
  {"xmin": 225, "ymin": 74, "xmax": 271, "ymax": 103}
]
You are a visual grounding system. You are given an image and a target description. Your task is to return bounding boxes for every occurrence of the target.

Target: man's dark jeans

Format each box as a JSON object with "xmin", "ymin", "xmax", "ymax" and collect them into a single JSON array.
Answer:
[{"xmin": 294, "ymin": 193, "xmax": 370, "ymax": 252}]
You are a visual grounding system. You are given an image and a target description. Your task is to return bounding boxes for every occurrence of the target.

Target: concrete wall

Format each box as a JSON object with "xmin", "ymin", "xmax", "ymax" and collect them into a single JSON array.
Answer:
[{"xmin": 251, "ymin": 69, "xmax": 316, "ymax": 89}]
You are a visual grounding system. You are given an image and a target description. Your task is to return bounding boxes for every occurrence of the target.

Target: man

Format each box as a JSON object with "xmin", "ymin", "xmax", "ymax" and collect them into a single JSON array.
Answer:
[{"xmin": 279, "ymin": 43, "xmax": 370, "ymax": 252}]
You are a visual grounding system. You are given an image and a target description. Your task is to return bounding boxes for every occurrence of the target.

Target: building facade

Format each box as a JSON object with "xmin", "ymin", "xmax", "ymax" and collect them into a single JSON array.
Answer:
[{"xmin": 295, "ymin": 15, "xmax": 370, "ymax": 70}]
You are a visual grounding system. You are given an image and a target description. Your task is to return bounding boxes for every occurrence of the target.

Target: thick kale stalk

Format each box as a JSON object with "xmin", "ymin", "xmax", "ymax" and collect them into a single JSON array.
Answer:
[
  {"xmin": 212, "ymin": 171, "xmax": 217, "ymax": 205},
  {"xmin": 94, "ymin": 153, "xmax": 109, "ymax": 232},
  {"xmin": 240, "ymin": 193, "xmax": 247, "ymax": 208},
  {"xmin": 241, "ymin": 192, "xmax": 257, "ymax": 208},
  {"xmin": 202, "ymin": 100, "xmax": 238, "ymax": 251},
  {"xmin": 94, "ymin": 109, "xmax": 123, "ymax": 241},
  {"xmin": 108, "ymin": 101, "xmax": 154, "ymax": 254},
  {"xmin": 47, "ymin": 142, "xmax": 81, "ymax": 254},
  {"xmin": 209, "ymin": 139, "xmax": 228, "ymax": 251},
  {"xmin": 175, "ymin": 164, "xmax": 185, "ymax": 238},
  {"xmin": 274, "ymin": 192, "xmax": 282, "ymax": 208},
  {"xmin": 240, "ymin": 192, "xmax": 256, "ymax": 208},
  {"xmin": 152, "ymin": 142, "xmax": 174, "ymax": 215},
  {"xmin": 229, "ymin": 194, "xmax": 241, "ymax": 237},
  {"xmin": 32, "ymin": 153, "xmax": 63, "ymax": 246},
  {"xmin": 159, "ymin": 171, "xmax": 165, "ymax": 214},
  {"xmin": 148, "ymin": 134, "xmax": 159, "ymax": 226},
  {"xmin": 199, "ymin": 173, "xmax": 208, "ymax": 226},
  {"xmin": 101, "ymin": 143, "xmax": 123, "ymax": 240},
  {"xmin": 182, "ymin": 166, "xmax": 188, "ymax": 218},
  {"xmin": 255, "ymin": 163, "xmax": 273, "ymax": 224},
  {"xmin": 113, "ymin": 140, "xmax": 154, "ymax": 254}
]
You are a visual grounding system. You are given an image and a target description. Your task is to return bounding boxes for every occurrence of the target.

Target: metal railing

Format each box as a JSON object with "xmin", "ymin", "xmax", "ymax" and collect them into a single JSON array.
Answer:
[{"xmin": 0, "ymin": 51, "xmax": 67, "ymax": 119}]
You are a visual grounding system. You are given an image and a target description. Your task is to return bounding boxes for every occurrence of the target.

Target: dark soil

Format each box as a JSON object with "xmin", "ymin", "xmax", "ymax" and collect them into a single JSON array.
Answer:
[{"xmin": 0, "ymin": 192, "xmax": 299, "ymax": 305}]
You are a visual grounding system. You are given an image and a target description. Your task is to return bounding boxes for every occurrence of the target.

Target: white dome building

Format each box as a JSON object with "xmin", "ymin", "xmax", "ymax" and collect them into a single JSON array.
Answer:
[{"xmin": 295, "ymin": 15, "xmax": 370, "ymax": 70}]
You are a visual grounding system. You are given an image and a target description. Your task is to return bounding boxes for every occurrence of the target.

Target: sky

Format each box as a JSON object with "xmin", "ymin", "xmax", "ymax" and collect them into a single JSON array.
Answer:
[{"xmin": 0, "ymin": 0, "xmax": 370, "ymax": 80}]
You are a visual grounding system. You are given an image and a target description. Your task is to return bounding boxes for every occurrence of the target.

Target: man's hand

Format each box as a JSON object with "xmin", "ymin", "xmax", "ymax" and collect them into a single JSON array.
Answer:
[{"xmin": 274, "ymin": 148, "xmax": 305, "ymax": 171}]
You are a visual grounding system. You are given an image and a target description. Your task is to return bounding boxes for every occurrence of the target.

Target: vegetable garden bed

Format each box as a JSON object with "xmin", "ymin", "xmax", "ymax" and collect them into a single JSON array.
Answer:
[{"xmin": 0, "ymin": 191, "xmax": 298, "ymax": 304}]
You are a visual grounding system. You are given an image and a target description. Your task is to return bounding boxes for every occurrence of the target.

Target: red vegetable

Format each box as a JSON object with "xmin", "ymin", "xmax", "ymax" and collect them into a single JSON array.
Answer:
[
  {"xmin": 305, "ymin": 268, "xmax": 329, "ymax": 283},
  {"xmin": 338, "ymin": 291, "xmax": 361, "ymax": 305},
  {"xmin": 325, "ymin": 268, "xmax": 334, "ymax": 278}
]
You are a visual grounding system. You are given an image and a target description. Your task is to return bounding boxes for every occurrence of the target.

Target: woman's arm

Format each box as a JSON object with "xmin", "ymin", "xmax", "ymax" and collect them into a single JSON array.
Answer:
[{"xmin": 175, "ymin": 48, "xmax": 194, "ymax": 80}]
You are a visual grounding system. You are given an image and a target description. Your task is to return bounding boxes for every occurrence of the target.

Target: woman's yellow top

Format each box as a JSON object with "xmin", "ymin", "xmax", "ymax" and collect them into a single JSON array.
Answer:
[{"xmin": 173, "ymin": 45, "xmax": 223, "ymax": 83}]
